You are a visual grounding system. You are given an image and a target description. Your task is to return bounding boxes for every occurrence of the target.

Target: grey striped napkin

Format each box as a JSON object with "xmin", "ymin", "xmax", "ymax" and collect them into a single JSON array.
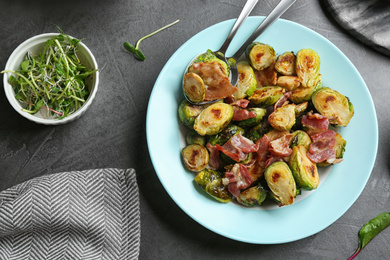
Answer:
[{"xmin": 0, "ymin": 168, "xmax": 140, "ymax": 260}]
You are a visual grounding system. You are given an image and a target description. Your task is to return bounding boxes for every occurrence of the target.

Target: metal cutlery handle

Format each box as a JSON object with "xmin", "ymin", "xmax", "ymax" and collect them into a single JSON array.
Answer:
[
  {"xmin": 217, "ymin": 0, "xmax": 259, "ymax": 54},
  {"xmin": 232, "ymin": 0, "xmax": 297, "ymax": 60}
]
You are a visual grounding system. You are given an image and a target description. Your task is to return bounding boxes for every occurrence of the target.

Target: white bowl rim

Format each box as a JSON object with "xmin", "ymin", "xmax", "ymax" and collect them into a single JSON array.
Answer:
[{"xmin": 3, "ymin": 33, "xmax": 99, "ymax": 125}]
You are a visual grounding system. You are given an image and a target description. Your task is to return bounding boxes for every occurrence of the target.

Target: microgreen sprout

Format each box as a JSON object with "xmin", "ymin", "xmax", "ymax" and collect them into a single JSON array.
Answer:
[
  {"xmin": 123, "ymin": 19, "xmax": 180, "ymax": 61},
  {"xmin": 0, "ymin": 30, "xmax": 98, "ymax": 119}
]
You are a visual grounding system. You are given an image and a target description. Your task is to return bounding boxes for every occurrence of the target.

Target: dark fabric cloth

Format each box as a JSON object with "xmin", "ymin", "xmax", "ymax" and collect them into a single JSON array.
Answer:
[{"xmin": 0, "ymin": 168, "xmax": 140, "ymax": 260}]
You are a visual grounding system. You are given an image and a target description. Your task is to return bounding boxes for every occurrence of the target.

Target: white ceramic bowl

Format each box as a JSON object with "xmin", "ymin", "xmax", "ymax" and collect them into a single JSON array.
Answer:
[{"xmin": 3, "ymin": 33, "xmax": 99, "ymax": 125}]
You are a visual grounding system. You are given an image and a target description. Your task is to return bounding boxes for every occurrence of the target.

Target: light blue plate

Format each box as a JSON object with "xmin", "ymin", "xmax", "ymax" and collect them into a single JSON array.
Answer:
[{"xmin": 146, "ymin": 17, "xmax": 378, "ymax": 244}]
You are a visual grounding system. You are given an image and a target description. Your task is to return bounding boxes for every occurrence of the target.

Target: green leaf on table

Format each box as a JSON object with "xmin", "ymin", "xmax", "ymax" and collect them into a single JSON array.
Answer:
[{"xmin": 348, "ymin": 212, "xmax": 390, "ymax": 260}]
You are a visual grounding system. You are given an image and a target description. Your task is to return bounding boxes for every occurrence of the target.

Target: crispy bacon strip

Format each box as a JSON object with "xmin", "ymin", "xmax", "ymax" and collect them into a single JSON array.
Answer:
[
  {"xmin": 274, "ymin": 92, "xmax": 292, "ymax": 110},
  {"xmin": 232, "ymin": 107, "xmax": 257, "ymax": 121},
  {"xmin": 192, "ymin": 62, "xmax": 237, "ymax": 101},
  {"xmin": 302, "ymin": 111, "xmax": 329, "ymax": 135},
  {"xmin": 230, "ymin": 99, "xmax": 250, "ymax": 108},
  {"xmin": 223, "ymin": 163, "xmax": 254, "ymax": 197},
  {"xmin": 269, "ymin": 134, "xmax": 294, "ymax": 157},
  {"xmin": 215, "ymin": 134, "xmax": 258, "ymax": 162},
  {"xmin": 206, "ymin": 143, "xmax": 220, "ymax": 170},
  {"xmin": 307, "ymin": 130, "xmax": 337, "ymax": 163}
]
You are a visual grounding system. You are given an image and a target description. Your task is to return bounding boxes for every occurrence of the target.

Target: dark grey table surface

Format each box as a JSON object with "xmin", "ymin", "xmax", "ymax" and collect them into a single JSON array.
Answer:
[{"xmin": 1, "ymin": 0, "xmax": 389, "ymax": 259}]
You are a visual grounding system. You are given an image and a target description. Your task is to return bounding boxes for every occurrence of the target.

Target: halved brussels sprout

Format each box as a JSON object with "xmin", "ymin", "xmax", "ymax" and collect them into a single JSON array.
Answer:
[
  {"xmin": 268, "ymin": 104, "xmax": 296, "ymax": 131},
  {"xmin": 294, "ymin": 101, "xmax": 308, "ymax": 117},
  {"xmin": 182, "ymin": 144, "xmax": 209, "ymax": 172},
  {"xmin": 290, "ymin": 130, "xmax": 312, "ymax": 150},
  {"xmin": 275, "ymin": 51, "xmax": 296, "ymax": 76},
  {"xmin": 237, "ymin": 183, "xmax": 267, "ymax": 207},
  {"xmin": 289, "ymin": 145, "xmax": 319, "ymax": 190},
  {"xmin": 186, "ymin": 130, "xmax": 206, "ymax": 146},
  {"xmin": 233, "ymin": 61, "xmax": 257, "ymax": 99},
  {"xmin": 194, "ymin": 169, "xmax": 232, "ymax": 203},
  {"xmin": 245, "ymin": 42, "xmax": 276, "ymax": 71},
  {"xmin": 289, "ymin": 75, "xmax": 322, "ymax": 104},
  {"xmin": 183, "ymin": 72, "xmax": 205, "ymax": 103},
  {"xmin": 207, "ymin": 124, "xmax": 245, "ymax": 146},
  {"xmin": 248, "ymin": 86, "xmax": 285, "ymax": 107},
  {"xmin": 178, "ymin": 100, "xmax": 204, "ymax": 128},
  {"xmin": 311, "ymin": 87, "xmax": 354, "ymax": 127},
  {"xmin": 235, "ymin": 107, "xmax": 267, "ymax": 128},
  {"xmin": 188, "ymin": 49, "xmax": 230, "ymax": 77},
  {"xmin": 317, "ymin": 133, "xmax": 347, "ymax": 167},
  {"xmin": 295, "ymin": 49, "xmax": 321, "ymax": 88},
  {"xmin": 277, "ymin": 76, "xmax": 301, "ymax": 91},
  {"xmin": 264, "ymin": 161, "xmax": 296, "ymax": 206},
  {"xmin": 193, "ymin": 103, "xmax": 234, "ymax": 136}
]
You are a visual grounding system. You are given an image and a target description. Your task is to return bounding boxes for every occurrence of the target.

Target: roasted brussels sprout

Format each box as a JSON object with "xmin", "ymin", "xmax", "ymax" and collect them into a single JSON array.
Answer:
[
  {"xmin": 289, "ymin": 75, "xmax": 322, "ymax": 104},
  {"xmin": 194, "ymin": 169, "xmax": 232, "ymax": 203},
  {"xmin": 317, "ymin": 133, "xmax": 346, "ymax": 167},
  {"xmin": 245, "ymin": 122, "xmax": 272, "ymax": 142},
  {"xmin": 248, "ymin": 86, "xmax": 285, "ymax": 107},
  {"xmin": 178, "ymin": 100, "xmax": 204, "ymax": 128},
  {"xmin": 188, "ymin": 49, "xmax": 230, "ymax": 77},
  {"xmin": 277, "ymin": 76, "xmax": 301, "ymax": 91},
  {"xmin": 182, "ymin": 144, "xmax": 209, "ymax": 172},
  {"xmin": 311, "ymin": 87, "xmax": 354, "ymax": 127},
  {"xmin": 186, "ymin": 130, "xmax": 206, "ymax": 146},
  {"xmin": 233, "ymin": 61, "xmax": 257, "ymax": 99},
  {"xmin": 295, "ymin": 49, "xmax": 321, "ymax": 88},
  {"xmin": 290, "ymin": 130, "xmax": 312, "ymax": 150},
  {"xmin": 193, "ymin": 103, "xmax": 234, "ymax": 136},
  {"xmin": 208, "ymin": 124, "xmax": 244, "ymax": 146},
  {"xmin": 237, "ymin": 183, "xmax": 267, "ymax": 207},
  {"xmin": 264, "ymin": 161, "xmax": 297, "ymax": 206},
  {"xmin": 268, "ymin": 104, "xmax": 296, "ymax": 131},
  {"xmin": 289, "ymin": 145, "xmax": 319, "ymax": 190},
  {"xmin": 294, "ymin": 101, "xmax": 308, "ymax": 117},
  {"xmin": 183, "ymin": 72, "xmax": 205, "ymax": 103},
  {"xmin": 275, "ymin": 51, "xmax": 296, "ymax": 76},
  {"xmin": 235, "ymin": 107, "xmax": 267, "ymax": 128},
  {"xmin": 245, "ymin": 42, "xmax": 276, "ymax": 71}
]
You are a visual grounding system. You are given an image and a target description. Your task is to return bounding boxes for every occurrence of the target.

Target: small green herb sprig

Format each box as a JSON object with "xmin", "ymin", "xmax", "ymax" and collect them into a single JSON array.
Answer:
[
  {"xmin": 123, "ymin": 19, "xmax": 180, "ymax": 61},
  {"xmin": 1, "ymin": 30, "xmax": 98, "ymax": 119},
  {"xmin": 348, "ymin": 212, "xmax": 390, "ymax": 259}
]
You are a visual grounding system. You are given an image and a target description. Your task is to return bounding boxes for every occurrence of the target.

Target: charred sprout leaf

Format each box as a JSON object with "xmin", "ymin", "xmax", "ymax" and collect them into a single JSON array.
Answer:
[
  {"xmin": 208, "ymin": 124, "xmax": 245, "ymax": 146},
  {"xmin": 348, "ymin": 212, "xmax": 390, "ymax": 260},
  {"xmin": 123, "ymin": 19, "xmax": 179, "ymax": 61}
]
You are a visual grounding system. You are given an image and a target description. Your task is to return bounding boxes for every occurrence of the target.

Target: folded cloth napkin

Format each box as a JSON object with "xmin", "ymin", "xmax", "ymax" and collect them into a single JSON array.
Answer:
[{"xmin": 0, "ymin": 168, "xmax": 140, "ymax": 260}]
